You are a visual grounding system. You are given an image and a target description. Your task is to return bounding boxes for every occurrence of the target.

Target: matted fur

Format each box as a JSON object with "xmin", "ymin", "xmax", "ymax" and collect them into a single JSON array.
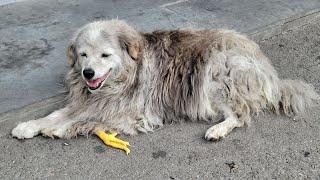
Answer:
[{"xmin": 12, "ymin": 20, "xmax": 319, "ymax": 141}]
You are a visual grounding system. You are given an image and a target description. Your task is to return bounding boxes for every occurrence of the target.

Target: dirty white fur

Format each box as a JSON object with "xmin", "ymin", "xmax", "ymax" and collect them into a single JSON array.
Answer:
[
  {"xmin": 12, "ymin": 107, "xmax": 75, "ymax": 138},
  {"xmin": 12, "ymin": 20, "xmax": 319, "ymax": 141}
]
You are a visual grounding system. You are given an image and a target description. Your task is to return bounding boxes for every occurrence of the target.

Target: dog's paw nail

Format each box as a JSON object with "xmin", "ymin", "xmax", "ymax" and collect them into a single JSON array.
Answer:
[
  {"xmin": 209, "ymin": 137, "xmax": 220, "ymax": 142},
  {"xmin": 204, "ymin": 134, "xmax": 219, "ymax": 142}
]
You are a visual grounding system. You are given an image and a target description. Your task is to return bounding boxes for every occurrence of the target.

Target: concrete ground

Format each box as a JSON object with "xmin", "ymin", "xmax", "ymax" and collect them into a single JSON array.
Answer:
[{"xmin": 0, "ymin": 0, "xmax": 320, "ymax": 179}]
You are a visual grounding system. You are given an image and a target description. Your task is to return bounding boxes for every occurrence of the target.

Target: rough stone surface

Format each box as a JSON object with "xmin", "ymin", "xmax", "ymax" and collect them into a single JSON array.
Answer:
[{"xmin": 0, "ymin": 8, "xmax": 320, "ymax": 179}]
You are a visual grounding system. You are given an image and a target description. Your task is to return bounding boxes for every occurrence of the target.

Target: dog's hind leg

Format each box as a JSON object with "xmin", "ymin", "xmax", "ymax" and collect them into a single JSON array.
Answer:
[
  {"xmin": 12, "ymin": 107, "xmax": 77, "ymax": 139},
  {"xmin": 204, "ymin": 106, "xmax": 244, "ymax": 141}
]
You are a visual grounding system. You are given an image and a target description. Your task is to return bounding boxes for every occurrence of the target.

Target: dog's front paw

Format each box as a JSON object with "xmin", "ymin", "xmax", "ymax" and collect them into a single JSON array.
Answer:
[
  {"xmin": 11, "ymin": 121, "xmax": 40, "ymax": 139},
  {"xmin": 204, "ymin": 124, "xmax": 229, "ymax": 141}
]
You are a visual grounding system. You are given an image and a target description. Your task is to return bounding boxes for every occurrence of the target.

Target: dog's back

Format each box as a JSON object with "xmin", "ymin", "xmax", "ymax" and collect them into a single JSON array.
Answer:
[{"xmin": 141, "ymin": 29, "xmax": 319, "ymax": 124}]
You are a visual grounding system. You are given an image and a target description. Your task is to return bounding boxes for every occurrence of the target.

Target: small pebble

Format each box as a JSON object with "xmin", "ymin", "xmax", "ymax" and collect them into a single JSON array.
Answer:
[{"xmin": 304, "ymin": 151, "xmax": 310, "ymax": 157}]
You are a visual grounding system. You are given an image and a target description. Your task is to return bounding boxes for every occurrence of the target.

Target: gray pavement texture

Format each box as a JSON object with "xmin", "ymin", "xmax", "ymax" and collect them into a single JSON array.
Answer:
[
  {"xmin": 2, "ymin": 0, "xmax": 320, "ymax": 113},
  {"xmin": 0, "ymin": 0, "xmax": 25, "ymax": 6},
  {"xmin": 1, "ymin": 0, "xmax": 320, "ymax": 179}
]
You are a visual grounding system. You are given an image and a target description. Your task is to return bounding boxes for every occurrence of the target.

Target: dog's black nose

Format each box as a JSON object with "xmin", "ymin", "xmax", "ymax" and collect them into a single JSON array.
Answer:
[{"xmin": 83, "ymin": 68, "xmax": 95, "ymax": 80}]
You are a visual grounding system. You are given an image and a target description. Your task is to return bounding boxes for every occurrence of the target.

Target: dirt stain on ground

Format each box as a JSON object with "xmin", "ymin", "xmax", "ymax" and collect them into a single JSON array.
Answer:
[
  {"xmin": 93, "ymin": 145, "xmax": 106, "ymax": 154},
  {"xmin": 152, "ymin": 150, "xmax": 167, "ymax": 159},
  {"xmin": 0, "ymin": 38, "xmax": 54, "ymax": 70}
]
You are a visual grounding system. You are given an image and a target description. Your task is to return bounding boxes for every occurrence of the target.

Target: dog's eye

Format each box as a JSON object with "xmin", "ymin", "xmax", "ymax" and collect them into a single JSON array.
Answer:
[
  {"xmin": 80, "ymin": 52, "xmax": 87, "ymax": 57},
  {"xmin": 101, "ymin": 53, "xmax": 111, "ymax": 58}
]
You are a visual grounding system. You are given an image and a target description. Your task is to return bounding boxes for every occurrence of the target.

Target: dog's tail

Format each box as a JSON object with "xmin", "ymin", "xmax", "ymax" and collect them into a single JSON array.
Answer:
[{"xmin": 278, "ymin": 79, "xmax": 319, "ymax": 116}]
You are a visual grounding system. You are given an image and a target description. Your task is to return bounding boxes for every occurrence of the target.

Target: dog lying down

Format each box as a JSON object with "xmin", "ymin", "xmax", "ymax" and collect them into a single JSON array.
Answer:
[{"xmin": 12, "ymin": 20, "xmax": 319, "ymax": 154}]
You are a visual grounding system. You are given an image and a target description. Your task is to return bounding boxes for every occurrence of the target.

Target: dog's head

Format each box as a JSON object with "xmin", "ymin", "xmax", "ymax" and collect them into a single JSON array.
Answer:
[{"xmin": 67, "ymin": 20, "xmax": 141, "ymax": 93}]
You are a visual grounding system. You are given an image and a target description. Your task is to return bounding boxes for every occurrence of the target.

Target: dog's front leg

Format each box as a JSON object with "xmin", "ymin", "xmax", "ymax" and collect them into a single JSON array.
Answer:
[
  {"xmin": 204, "ymin": 106, "xmax": 245, "ymax": 141},
  {"xmin": 11, "ymin": 107, "xmax": 76, "ymax": 139}
]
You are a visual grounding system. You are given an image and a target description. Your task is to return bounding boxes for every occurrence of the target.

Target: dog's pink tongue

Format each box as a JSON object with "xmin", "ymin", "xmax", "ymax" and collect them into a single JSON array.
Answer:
[{"xmin": 87, "ymin": 78, "xmax": 101, "ymax": 88}]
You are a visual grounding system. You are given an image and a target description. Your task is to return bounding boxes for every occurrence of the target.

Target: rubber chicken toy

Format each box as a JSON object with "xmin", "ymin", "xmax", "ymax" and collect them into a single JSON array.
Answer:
[{"xmin": 93, "ymin": 128, "xmax": 130, "ymax": 155}]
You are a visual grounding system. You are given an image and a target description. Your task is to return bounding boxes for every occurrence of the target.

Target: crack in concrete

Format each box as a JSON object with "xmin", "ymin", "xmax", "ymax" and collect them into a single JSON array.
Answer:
[{"xmin": 160, "ymin": 0, "xmax": 189, "ymax": 8}]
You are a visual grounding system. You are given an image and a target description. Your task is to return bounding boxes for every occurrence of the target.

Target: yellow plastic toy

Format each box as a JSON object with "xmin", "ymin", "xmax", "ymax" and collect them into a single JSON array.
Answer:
[{"xmin": 93, "ymin": 128, "xmax": 130, "ymax": 155}]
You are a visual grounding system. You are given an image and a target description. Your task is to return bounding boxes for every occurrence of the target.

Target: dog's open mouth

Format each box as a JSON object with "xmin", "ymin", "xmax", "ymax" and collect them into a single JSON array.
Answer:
[{"xmin": 86, "ymin": 70, "xmax": 112, "ymax": 90}]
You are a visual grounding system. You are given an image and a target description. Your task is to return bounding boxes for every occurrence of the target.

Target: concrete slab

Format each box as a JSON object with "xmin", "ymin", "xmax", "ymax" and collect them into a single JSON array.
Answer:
[
  {"xmin": 0, "ymin": 6, "xmax": 320, "ymax": 179},
  {"xmin": 165, "ymin": 0, "xmax": 320, "ymax": 30},
  {"xmin": 1, "ymin": 0, "xmax": 320, "ymax": 113},
  {"xmin": 0, "ymin": 0, "xmax": 25, "ymax": 6}
]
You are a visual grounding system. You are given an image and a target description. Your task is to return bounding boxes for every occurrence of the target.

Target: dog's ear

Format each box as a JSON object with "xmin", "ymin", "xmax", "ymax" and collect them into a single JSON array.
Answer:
[
  {"xmin": 119, "ymin": 34, "xmax": 140, "ymax": 61},
  {"xmin": 67, "ymin": 44, "xmax": 77, "ymax": 67}
]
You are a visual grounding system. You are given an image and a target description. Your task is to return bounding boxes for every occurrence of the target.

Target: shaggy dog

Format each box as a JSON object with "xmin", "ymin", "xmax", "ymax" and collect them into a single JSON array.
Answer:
[{"xmin": 12, "ymin": 20, "xmax": 319, "ymax": 142}]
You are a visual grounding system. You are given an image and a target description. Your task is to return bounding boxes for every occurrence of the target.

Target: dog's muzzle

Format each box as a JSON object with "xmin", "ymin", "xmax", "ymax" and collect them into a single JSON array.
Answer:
[{"xmin": 84, "ymin": 68, "xmax": 112, "ymax": 91}]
